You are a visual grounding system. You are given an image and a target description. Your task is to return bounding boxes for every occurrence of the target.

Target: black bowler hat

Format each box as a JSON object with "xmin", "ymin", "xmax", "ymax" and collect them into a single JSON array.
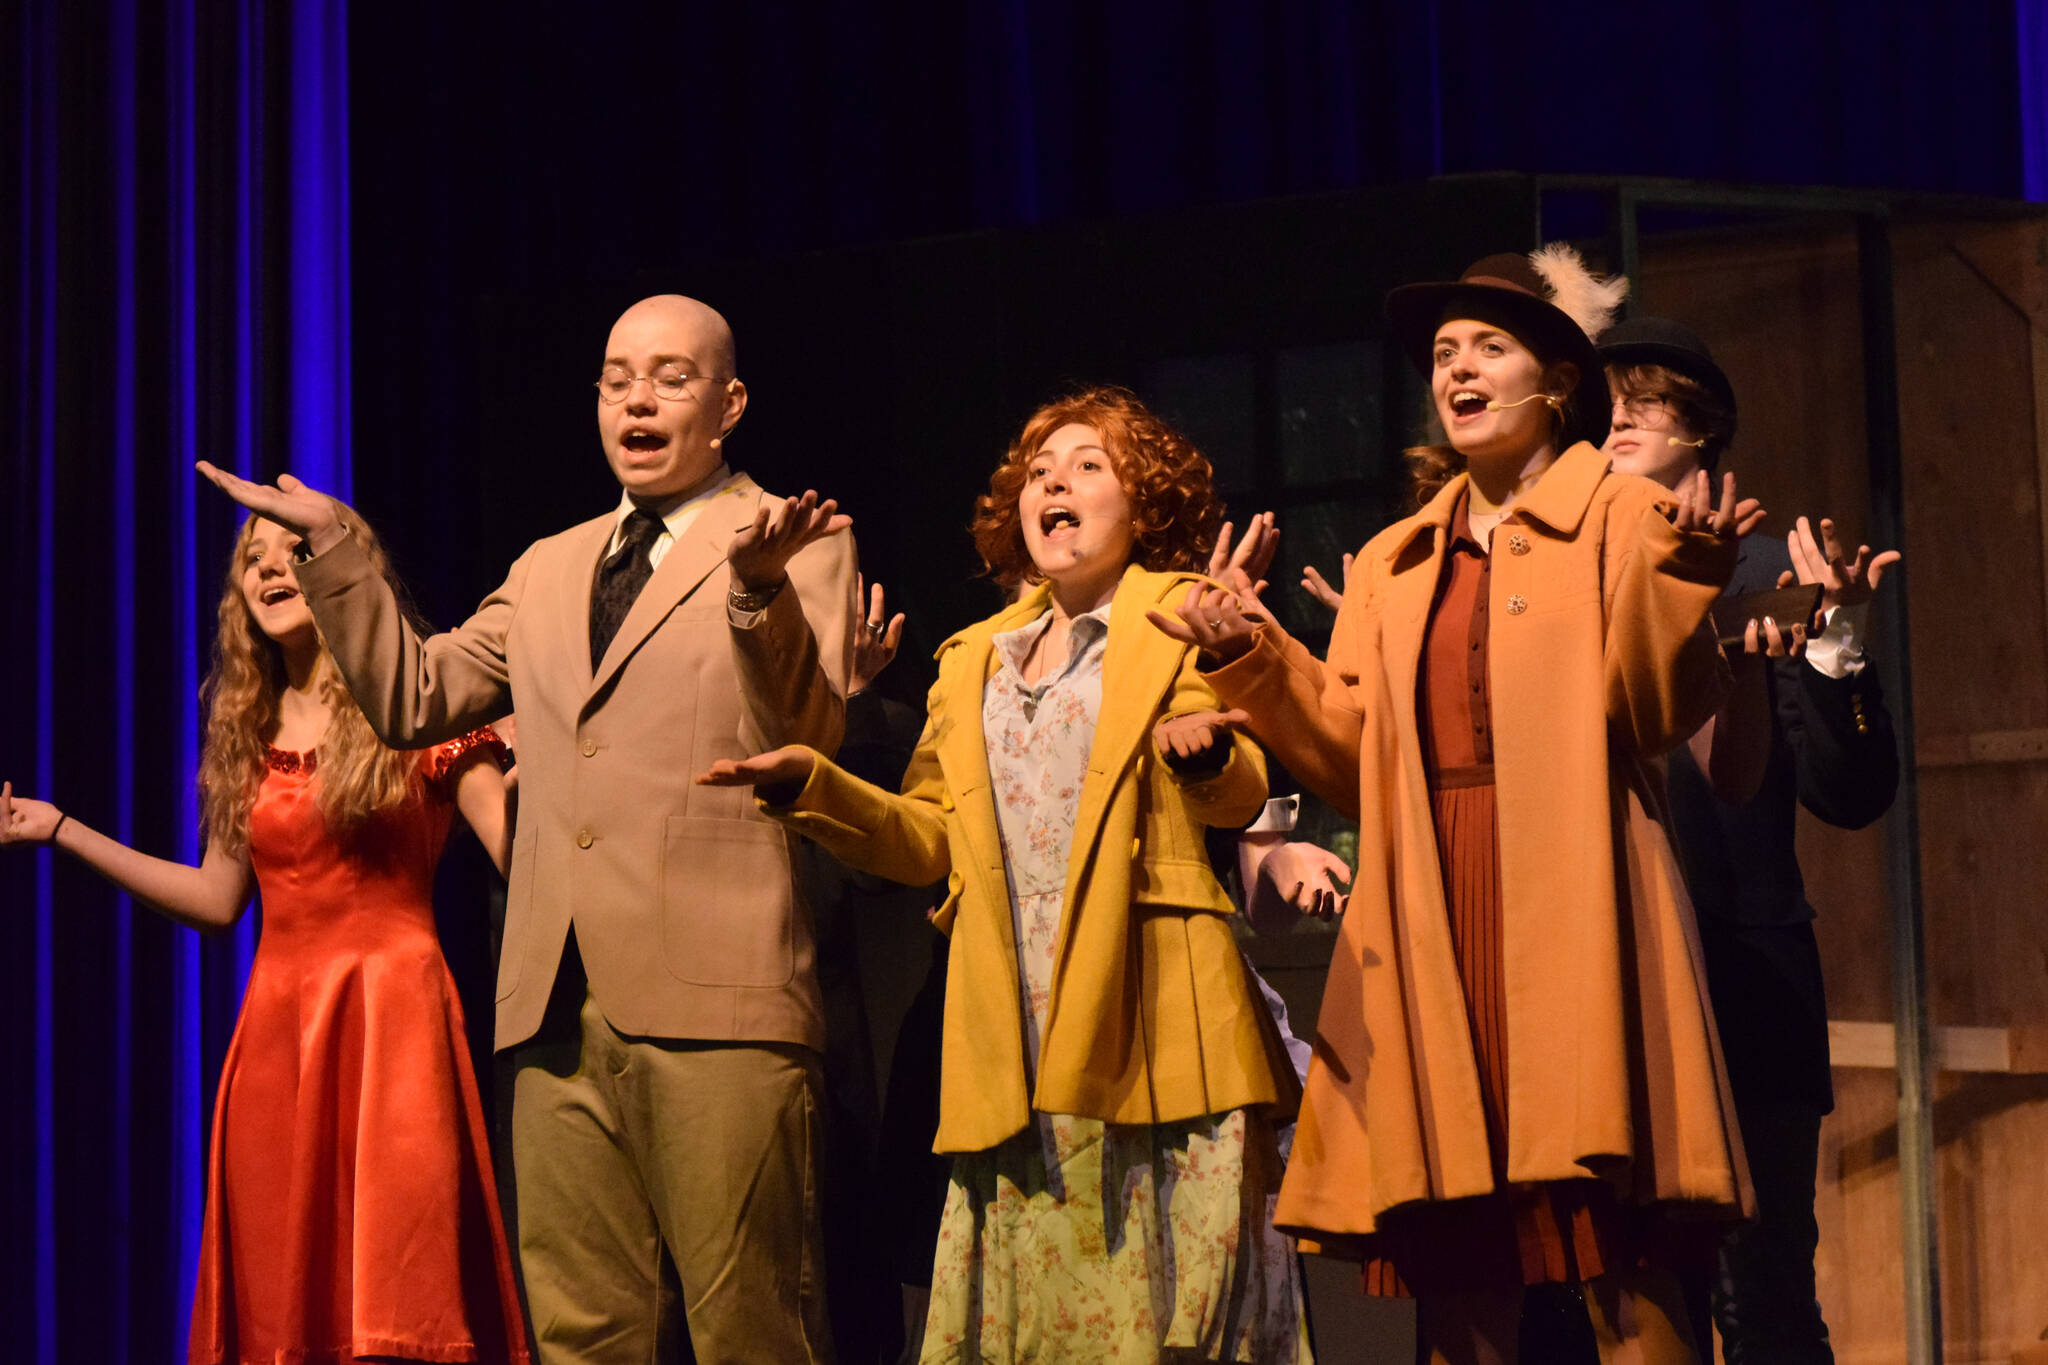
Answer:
[
  {"xmin": 1385, "ymin": 245, "xmax": 1629, "ymax": 449},
  {"xmin": 1596, "ymin": 316, "xmax": 1738, "ymax": 426}
]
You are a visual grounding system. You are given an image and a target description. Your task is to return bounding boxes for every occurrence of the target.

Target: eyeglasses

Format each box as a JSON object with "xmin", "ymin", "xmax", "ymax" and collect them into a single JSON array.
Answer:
[
  {"xmin": 595, "ymin": 365, "xmax": 735, "ymax": 404},
  {"xmin": 1611, "ymin": 392, "xmax": 1675, "ymax": 425}
]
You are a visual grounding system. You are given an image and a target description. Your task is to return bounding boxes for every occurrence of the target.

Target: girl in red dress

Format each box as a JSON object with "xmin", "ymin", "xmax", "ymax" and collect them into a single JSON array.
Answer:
[{"xmin": 2, "ymin": 507, "xmax": 529, "ymax": 1365}]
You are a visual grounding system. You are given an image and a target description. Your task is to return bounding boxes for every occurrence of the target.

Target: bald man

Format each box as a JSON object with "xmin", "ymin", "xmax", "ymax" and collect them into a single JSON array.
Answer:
[{"xmin": 202, "ymin": 295, "xmax": 857, "ymax": 1363}]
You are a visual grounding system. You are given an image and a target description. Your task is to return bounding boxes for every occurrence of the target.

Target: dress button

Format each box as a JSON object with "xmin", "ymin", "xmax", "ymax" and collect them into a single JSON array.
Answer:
[
  {"xmin": 1507, "ymin": 533, "xmax": 1530, "ymax": 555},
  {"xmin": 1506, "ymin": 595, "xmax": 1528, "ymax": 615},
  {"xmin": 581, "ymin": 740, "xmax": 598, "ymax": 757},
  {"xmin": 576, "ymin": 829, "xmax": 594, "ymax": 849}
]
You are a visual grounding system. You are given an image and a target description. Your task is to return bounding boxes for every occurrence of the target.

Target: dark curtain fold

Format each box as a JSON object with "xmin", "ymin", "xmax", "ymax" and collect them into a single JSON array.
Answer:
[{"xmin": 2, "ymin": 0, "xmax": 350, "ymax": 1358}]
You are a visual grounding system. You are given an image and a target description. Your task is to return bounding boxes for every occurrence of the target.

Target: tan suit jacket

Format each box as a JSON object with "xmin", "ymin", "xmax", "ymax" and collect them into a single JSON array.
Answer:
[{"xmin": 294, "ymin": 470, "xmax": 857, "ymax": 1051}]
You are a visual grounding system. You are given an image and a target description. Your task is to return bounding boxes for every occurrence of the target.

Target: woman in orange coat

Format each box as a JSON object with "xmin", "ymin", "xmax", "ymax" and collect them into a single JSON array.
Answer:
[{"xmin": 1153, "ymin": 247, "xmax": 1760, "ymax": 1364}]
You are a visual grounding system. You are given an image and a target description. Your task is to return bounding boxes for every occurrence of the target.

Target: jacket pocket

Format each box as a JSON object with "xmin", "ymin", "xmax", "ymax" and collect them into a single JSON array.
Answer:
[
  {"xmin": 1130, "ymin": 856, "xmax": 1235, "ymax": 914},
  {"xmin": 659, "ymin": 815, "xmax": 796, "ymax": 988}
]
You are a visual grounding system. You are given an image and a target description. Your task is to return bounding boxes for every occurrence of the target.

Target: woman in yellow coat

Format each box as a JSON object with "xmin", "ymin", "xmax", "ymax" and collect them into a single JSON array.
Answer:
[
  {"xmin": 701, "ymin": 387, "xmax": 1311, "ymax": 1364},
  {"xmin": 1155, "ymin": 248, "xmax": 1760, "ymax": 1364}
]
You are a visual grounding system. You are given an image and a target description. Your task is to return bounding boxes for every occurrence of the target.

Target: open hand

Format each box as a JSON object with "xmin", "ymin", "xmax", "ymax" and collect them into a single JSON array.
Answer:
[
  {"xmin": 1301, "ymin": 554, "xmax": 1354, "ymax": 614},
  {"xmin": 695, "ymin": 746, "xmax": 818, "ymax": 791},
  {"xmin": 1672, "ymin": 469, "xmax": 1765, "ymax": 541},
  {"xmin": 1255, "ymin": 840, "xmax": 1352, "ymax": 920},
  {"xmin": 1783, "ymin": 515, "xmax": 1899, "ymax": 615},
  {"xmin": 1146, "ymin": 582, "xmax": 1262, "ymax": 664},
  {"xmin": 195, "ymin": 462, "xmax": 345, "ymax": 553},
  {"xmin": 728, "ymin": 491, "xmax": 852, "ymax": 592},
  {"xmin": 1, "ymin": 782, "xmax": 64, "ymax": 846},
  {"xmin": 1208, "ymin": 512, "xmax": 1278, "ymax": 590},
  {"xmin": 1152, "ymin": 708, "xmax": 1251, "ymax": 763},
  {"xmin": 851, "ymin": 574, "xmax": 906, "ymax": 695}
]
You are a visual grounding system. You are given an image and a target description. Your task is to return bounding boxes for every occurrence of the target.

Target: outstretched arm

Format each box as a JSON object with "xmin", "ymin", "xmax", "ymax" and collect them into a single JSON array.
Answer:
[
  {"xmin": 1606, "ymin": 470, "xmax": 1749, "ymax": 756},
  {"xmin": 198, "ymin": 462, "xmax": 516, "ymax": 747},
  {"xmin": 1149, "ymin": 575, "xmax": 1369, "ymax": 816},
  {"xmin": 1777, "ymin": 514, "xmax": 1902, "ymax": 827},
  {"xmin": 698, "ymin": 738, "xmax": 952, "ymax": 888},
  {"xmin": 2, "ymin": 781, "xmax": 254, "ymax": 931},
  {"xmin": 451, "ymin": 750, "xmax": 517, "ymax": 880}
]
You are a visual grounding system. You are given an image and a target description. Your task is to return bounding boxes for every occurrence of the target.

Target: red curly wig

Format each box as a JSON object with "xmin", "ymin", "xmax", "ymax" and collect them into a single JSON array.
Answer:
[{"xmin": 970, "ymin": 386, "xmax": 1224, "ymax": 590}]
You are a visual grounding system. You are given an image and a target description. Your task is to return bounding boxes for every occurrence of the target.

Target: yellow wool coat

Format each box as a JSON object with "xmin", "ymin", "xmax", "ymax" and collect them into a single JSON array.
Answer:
[
  {"xmin": 1207, "ymin": 442, "xmax": 1754, "ymax": 1241},
  {"xmin": 767, "ymin": 565, "xmax": 1297, "ymax": 1154}
]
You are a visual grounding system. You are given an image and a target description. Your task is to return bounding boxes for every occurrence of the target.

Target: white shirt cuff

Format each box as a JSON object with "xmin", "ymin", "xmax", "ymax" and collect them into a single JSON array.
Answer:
[
  {"xmin": 1245, "ymin": 795, "xmax": 1299, "ymax": 836},
  {"xmin": 1803, "ymin": 602, "xmax": 1869, "ymax": 679}
]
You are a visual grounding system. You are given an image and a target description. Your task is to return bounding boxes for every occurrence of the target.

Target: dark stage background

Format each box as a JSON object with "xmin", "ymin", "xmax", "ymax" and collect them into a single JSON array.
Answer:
[{"xmin": 5, "ymin": 1, "xmax": 2045, "ymax": 1359}]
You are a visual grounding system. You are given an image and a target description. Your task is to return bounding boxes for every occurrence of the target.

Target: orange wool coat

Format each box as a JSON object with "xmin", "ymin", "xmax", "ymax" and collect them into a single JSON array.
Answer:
[
  {"xmin": 1207, "ymin": 442, "xmax": 1754, "ymax": 1241},
  {"xmin": 767, "ymin": 565, "xmax": 1297, "ymax": 1154}
]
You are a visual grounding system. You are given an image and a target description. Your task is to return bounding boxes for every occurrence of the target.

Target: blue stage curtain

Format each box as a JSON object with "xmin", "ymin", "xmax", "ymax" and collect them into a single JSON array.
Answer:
[
  {"xmin": 0, "ymin": 0, "xmax": 349, "ymax": 1358},
  {"xmin": 2023, "ymin": 0, "xmax": 2048, "ymax": 200}
]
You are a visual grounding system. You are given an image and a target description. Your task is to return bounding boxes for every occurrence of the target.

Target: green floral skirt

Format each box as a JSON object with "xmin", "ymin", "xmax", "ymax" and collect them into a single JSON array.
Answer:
[{"xmin": 920, "ymin": 1107, "xmax": 1312, "ymax": 1364}]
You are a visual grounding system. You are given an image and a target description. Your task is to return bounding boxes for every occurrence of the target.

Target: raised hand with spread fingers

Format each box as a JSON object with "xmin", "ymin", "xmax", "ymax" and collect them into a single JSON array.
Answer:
[
  {"xmin": 728, "ymin": 489, "xmax": 853, "ymax": 592},
  {"xmin": 1300, "ymin": 553, "xmax": 1353, "ymax": 614},
  {"xmin": 851, "ymin": 573, "xmax": 906, "ymax": 696},
  {"xmin": 195, "ymin": 462, "xmax": 347, "ymax": 556},
  {"xmin": 1778, "ymin": 514, "xmax": 1900, "ymax": 619}
]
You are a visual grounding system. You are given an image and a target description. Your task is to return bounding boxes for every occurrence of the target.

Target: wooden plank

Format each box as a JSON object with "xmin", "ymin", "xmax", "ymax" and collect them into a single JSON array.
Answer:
[
  {"xmin": 1916, "ymin": 727, "xmax": 2048, "ymax": 767},
  {"xmin": 1830, "ymin": 1021, "xmax": 2048, "ymax": 1075}
]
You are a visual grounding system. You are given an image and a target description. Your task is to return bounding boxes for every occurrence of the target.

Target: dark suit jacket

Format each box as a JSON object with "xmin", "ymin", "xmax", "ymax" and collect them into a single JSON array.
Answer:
[
  {"xmin": 1667, "ymin": 536, "xmax": 1898, "ymax": 927},
  {"xmin": 1666, "ymin": 534, "xmax": 1899, "ymax": 1108}
]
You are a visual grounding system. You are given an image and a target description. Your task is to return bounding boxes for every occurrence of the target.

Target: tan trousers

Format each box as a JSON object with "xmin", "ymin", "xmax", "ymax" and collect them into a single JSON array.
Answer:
[{"xmin": 512, "ymin": 980, "xmax": 832, "ymax": 1365}]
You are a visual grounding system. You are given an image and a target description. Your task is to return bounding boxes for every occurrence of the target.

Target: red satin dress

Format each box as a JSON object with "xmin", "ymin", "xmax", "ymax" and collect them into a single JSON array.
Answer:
[{"xmin": 188, "ymin": 733, "xmax": 529, "ymax": 1365}]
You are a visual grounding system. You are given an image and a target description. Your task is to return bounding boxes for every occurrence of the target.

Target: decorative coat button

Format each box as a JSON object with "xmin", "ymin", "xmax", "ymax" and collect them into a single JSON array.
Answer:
[
  {"xmin": 1506, "ymin": 594, "xmax": 1528, "ymax": 615},
  {"xmin": 1507, "ymin": 533, "xmax": 1530, "ymax": 555},
  {"xmin": 581, "ymin": 740, "xmax": 598, "ymax": 757},
  {"xmin": 575, "ymin": 829, "xmax": 594, "ymax": 849}
]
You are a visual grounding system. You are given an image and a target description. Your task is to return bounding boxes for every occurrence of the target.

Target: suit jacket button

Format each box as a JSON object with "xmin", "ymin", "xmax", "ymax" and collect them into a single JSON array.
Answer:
[
  {"xmin": 1507, "ymin": 533, "xmax": 1530, "ymax": 555},
  {"xmin": 581, "ymin": 740, "xmax": 598, "ymax": 757},
  {"xmin": 947, "ymin": 870, "xmax": 964, "ymax": 893},
  {"xmin": 576, "ymin": 829, "xmax": 594, "ymax": 849},
  {"xmin": 1131, "ymin": 837, "xmax": 1143, "ymax": 858},
  {"xmin": 939, "ymin": 792, "xmax": 956, "ymax": 812},
  {"xmin": 1506, "ymin": 594, "xmax": 1528, "ymax": 615}
]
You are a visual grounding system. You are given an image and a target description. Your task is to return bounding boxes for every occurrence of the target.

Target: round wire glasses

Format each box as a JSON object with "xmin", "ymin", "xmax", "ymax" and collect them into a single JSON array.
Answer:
[{"xmin": 595, "ymin": 365, "xmax": 735, "ymax": 404}]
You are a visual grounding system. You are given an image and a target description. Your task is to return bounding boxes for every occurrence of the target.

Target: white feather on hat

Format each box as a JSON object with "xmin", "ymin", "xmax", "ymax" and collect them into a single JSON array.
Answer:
[{"xmin": 1529, "ymin": 243, "xmax": 1629, "ymax": 342}]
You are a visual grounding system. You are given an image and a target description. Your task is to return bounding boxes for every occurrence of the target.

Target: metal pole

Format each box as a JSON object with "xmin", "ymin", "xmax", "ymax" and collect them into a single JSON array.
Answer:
[
  {"xmin": 1855, "ymin": 211, "xmax": 1943, "ymax": 1365},
  {"xmin": 1605, "ymin": 186, "xmax": 1641, "ymax": 314}
]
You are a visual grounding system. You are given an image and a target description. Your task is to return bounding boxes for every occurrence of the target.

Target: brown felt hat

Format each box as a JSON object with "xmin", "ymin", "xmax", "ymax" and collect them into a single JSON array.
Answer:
[{"xmin": 1385, "ymin": 248, "xmax": 1621, "ymax": 448}]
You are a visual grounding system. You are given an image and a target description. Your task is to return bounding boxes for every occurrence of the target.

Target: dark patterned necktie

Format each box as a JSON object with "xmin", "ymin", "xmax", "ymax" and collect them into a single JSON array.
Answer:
[{"xmin": 589, "ymin": 508, "xmax": 665, "ymax": 667}]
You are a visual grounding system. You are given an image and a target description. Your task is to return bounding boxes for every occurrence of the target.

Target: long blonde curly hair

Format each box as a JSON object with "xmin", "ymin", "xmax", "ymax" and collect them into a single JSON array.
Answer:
[{"xmin": 198, "ymin": 506, "xmax": 431, "ymax": 855}]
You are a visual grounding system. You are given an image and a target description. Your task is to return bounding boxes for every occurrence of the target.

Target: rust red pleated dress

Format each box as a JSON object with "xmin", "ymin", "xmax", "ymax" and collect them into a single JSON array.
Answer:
[
  {"xmin": 188, "ymin": 732, "xmax": 530, "ymax": 1364},
  {"xmin": 1360, "ymin": 497, "xmax": 1649, "ymax": 1296}
]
